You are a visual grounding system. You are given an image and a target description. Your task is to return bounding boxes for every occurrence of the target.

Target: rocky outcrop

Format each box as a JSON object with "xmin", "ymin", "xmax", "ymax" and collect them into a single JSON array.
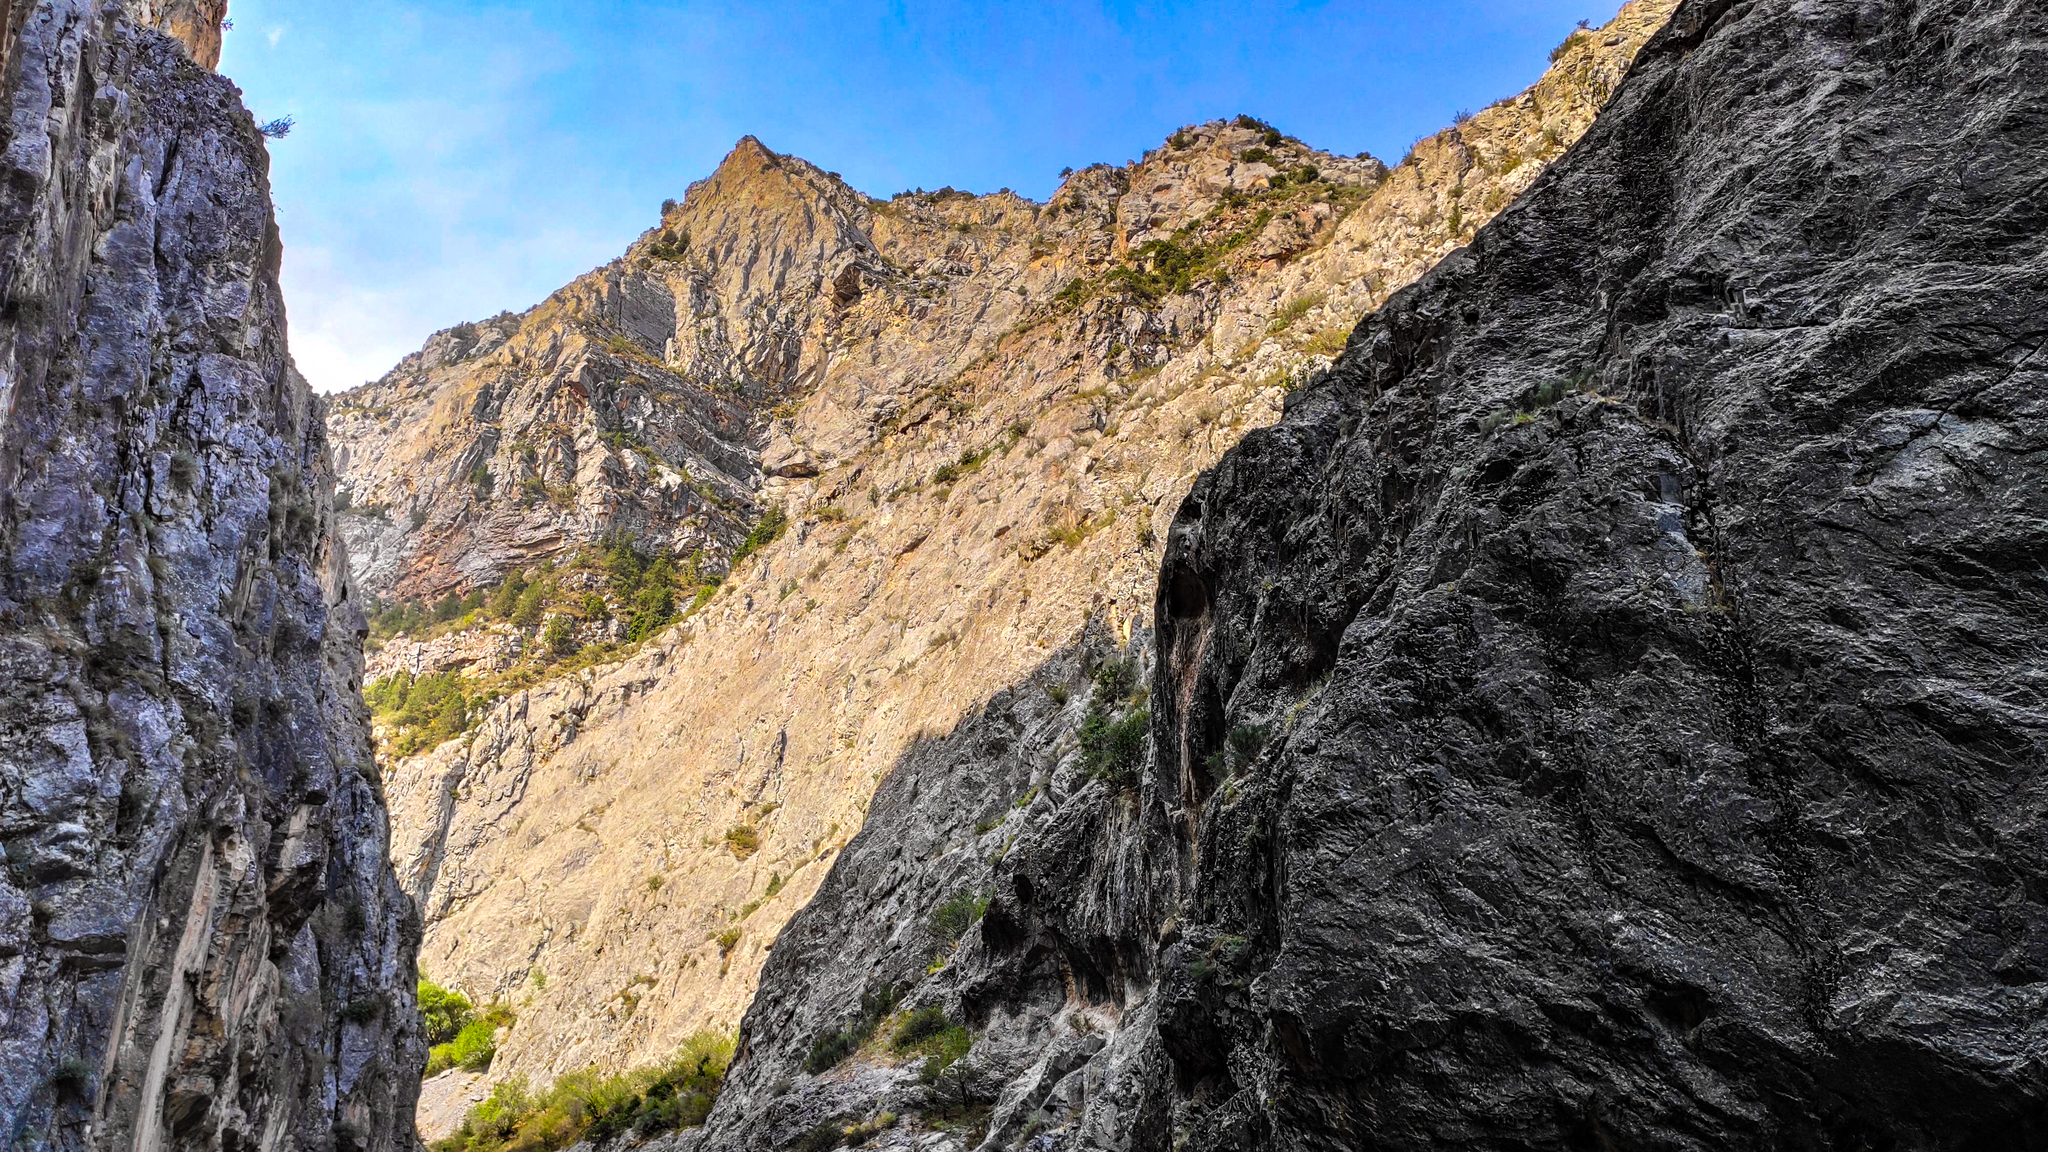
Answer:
[
  {"xmin": 669, "ymin": 0, "xmax": 2048, "ymax": 1148},
  {"xmin": 348, "ymin": 2, "xmax": 1679, "ymax": 1105},
  {"xmin": 332, "ymin": 2, "xmax": 1677, "ymax": 607},
  {"xmin": 1162, "ymin": 0, "xmax": 2048, "ymax": 1146},
  {"xmin": 0, "ymin": 4, "xmax": 420, "ymax": 1151}
]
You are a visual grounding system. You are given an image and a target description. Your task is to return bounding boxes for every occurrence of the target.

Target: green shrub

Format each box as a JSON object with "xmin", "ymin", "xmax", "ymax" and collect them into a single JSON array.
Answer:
[
  {"xmin": 485, "ymin": 570, "xmax": 526, "ymax": 618},
  {"xmin": 892, "ymin": 1006, "xmax": 950, "ymax": 1050},
  {"xmin": 418, "ymin": 979, "xmax": 475, "ymax": 1046},
  {"xmin": 627, "ymin": 581, "xmax": 675, "ymax": 643},
  {"xmin": 425, "ymin": 1003, "xmax": 513, "ymax": 1077},
  {"xmin": 1550, "ymin": 28, "xmax": 1586, "ymax": 63},
  {"xmin": 366, "ymin": 670, "xmax": 480, "ymax": 757},
  {"xmin": 914, "ymin": 1025, "xmax": 973, "ymax": 1084},
  {"xmin": 927, "ymin": 890, "xmax": 988, "ymax": 947},
  {"xmin": 432, "ymin": 1031, "xmax": 732, "ymax": 1152},
  {"xmin": 1266, "ymin": 292, "xmax": 1325, "ymax": 334},
  {"xmin": 724, "ymin": 824, "xmax": 760, "ymax": 859},
  {"xmin": 541, "ymin": 615, "xmax": 577, "ymax": 657},
  {"xmin": 803, "ymin": 1027, "xmax": 859, "ymax": 1075},
  {"xmin": 1203, "ymin": 723, "xmax": 1272, "ymax": 786},
  {"xmin": 511, "ymin": 582, "xmax": 549, "ymax": 629},
  {"xmin": 604, "ymin": 540, "xmax": 646, "ymax": 599},
  {"xmin": 729, "ymin": 506, "xmax": 788, "ymax": 569}
]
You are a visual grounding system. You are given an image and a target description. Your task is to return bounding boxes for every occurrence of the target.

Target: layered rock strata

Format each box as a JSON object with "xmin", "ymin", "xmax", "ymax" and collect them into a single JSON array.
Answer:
[
  {"xmin": 681, "ymin": 0, "xmax": 2048, "ymax": 1148},
  {"xmin": 0, "ymin": 4, "xmax": 420, "ymax": 1151}
]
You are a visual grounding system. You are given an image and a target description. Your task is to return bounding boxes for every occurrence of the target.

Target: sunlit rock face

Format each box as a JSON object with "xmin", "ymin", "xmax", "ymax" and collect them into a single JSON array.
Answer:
[
  {"xmin": 326, "ymin": 0, "xmax": 1679, "ymax": 1137},
  {"xmin": 0, "ymin": 3, "xmax": 420, "ymax": 1151}
]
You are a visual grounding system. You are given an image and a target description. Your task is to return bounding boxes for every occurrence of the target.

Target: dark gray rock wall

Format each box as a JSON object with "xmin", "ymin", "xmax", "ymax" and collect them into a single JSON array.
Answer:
[
  {"xmin": 679, "ymin": 626, "xmax": 1176, "ymax": 1152},
  {"xmin": 0, "ymin": 4, "xmax": 422, "ymax": 1151},
  {"xmin": 1155, "ymin": 0, "xmax": 2048, "ymax": 1147}
]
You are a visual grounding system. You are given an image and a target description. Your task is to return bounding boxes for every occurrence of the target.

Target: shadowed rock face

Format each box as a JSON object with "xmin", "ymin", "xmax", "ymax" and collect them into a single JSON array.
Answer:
[
  {"xmin": 1157, "ymin": 0, "xmax": 2048, "ymax": 1147},
  {"xmin": 0, "ymin": 4, "xmax": 420, "ymax": 1151}
]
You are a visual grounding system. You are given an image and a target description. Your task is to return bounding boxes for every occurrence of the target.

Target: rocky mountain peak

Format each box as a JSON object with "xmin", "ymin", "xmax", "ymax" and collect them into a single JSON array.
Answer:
[{"xmin": 337, "ymin": 2, "xmax": 1685, "ymax": 1125}]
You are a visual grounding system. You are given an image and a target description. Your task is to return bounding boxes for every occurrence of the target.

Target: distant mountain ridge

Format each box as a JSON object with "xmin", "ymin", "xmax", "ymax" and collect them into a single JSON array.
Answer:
[{"xmin": 320, "ymin": 0, "xmax": 1681, "ymax": 1136}]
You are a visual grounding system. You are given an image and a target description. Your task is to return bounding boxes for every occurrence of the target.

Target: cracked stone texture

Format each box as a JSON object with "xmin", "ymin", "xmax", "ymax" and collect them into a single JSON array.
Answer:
[
  {"xmin": 355, "ymin": 3, "xmax": 1679, "ymax": 1107},
  {"xmin": 0, "ymin": 4, "xmax": 420, "ymax": 1152},
  {"xmin": 1148, "ymin": 0, "xmax": 2048, "ymax": 1147}
]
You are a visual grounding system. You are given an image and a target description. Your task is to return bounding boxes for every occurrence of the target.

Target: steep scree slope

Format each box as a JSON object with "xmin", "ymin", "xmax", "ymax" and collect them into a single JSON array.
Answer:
[
  {"xmin": 0, "ymin": 4, "xmax": 420, "ymax": 1151},
  {"xmin": 352, "ymin": 2, "xmax": 1679, "ymax": 1105},
  {"xmin": 1153, "ymin": 0, "xmax": 2048, "ymax": 1147}
]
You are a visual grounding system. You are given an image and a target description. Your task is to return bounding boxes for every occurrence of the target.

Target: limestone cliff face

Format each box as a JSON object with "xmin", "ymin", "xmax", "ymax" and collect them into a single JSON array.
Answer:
[
  {"xmin": 333, "ymin": 0, "xmax": 1669, "ymax": 606},
  {"xmin": 0, "ymin": 4, "xmax": 420, "ymax": 1151},
  {"xmin": 334, "ymin": 1, "xmax": 1676, "ymax": 1117},
  {"xmin": 693, "ymin": 0, "xmax": 2048, "ymax": 1148}
]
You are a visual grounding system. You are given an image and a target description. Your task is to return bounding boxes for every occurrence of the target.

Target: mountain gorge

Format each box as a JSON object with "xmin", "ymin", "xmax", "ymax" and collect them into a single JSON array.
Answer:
[
  {"xmin": 0, "ymin": 0, "xmax": 2034, "ymax": 1150},
  {"xmin": 679, "ymin": 0, "xmax": 2048, "ymax": 1148},
  {"xmin": 323, "ymin": 4, "xmax": 1682, "ymax": 1128}
]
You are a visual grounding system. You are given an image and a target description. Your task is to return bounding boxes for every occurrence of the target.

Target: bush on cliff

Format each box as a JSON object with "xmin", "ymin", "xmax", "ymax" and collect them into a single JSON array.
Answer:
[
  {"xmin": 425, "ymin": 1002, "xmax": 514, "ymax": 1077},
  {"xmin": 418, "ymin": 978, "xmax": 475, "ymax": 1047},
  {"xmin": 431, "ymin": 1031, "xmax": 733, "ymax": 1152}
]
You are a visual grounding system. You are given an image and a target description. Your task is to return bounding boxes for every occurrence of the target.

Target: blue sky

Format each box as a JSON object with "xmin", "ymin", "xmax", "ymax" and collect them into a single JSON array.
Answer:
[{"xmin": 219, "ymin": 1, "xmax": 1607, "ymax": 393}]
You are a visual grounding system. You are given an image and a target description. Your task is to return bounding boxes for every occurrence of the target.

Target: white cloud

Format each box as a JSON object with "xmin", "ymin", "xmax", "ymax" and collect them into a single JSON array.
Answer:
[{"xmin": 266, "ymin": 24, "xmax": 286, "ymax": 48}]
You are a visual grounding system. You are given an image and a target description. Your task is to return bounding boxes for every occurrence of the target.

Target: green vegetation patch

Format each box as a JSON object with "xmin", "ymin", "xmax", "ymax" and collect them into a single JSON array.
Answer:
[
  {"xmin": 1079, "ymin": 657, "xmax": 1149, "ymax": 789},
  {"xmin": 927, "ymin": 890, "xmax": 989, "ymax": 949},
  {"xmin": 728, "ymin": 505, "xmax": 788, "ymax": 570},
  {"xmin": 367, "ymin": 671, "xmax": 478, "ymax": 758},
  {"xmin": 363, "ymin": 539, "xmax": 728, "ymax": 758},
  {"xmin": 430, "ymin": 1031, "xmax": 733, "ymax": 1152},
  {"xmin": 418, "ymin": 978, "xmax": 475, "ymax": 1047},
  {"xmin": 424, "ymin": 997, "xmax": 514, "ymax": 1078}
]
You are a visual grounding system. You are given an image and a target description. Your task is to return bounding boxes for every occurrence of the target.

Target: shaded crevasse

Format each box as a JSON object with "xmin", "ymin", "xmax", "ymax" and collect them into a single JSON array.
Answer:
[{"xmin": 0, "ymin": 4, "xmax": 421, "ymax": 1152}]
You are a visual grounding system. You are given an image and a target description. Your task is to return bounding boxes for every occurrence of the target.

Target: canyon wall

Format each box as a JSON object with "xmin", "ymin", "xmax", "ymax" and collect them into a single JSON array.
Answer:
[
  {"xmin": 689, "ymin": 0, "xmax": 2048, "ymax": 1148},
  {"xmin": 334, "ymin": 4, "xmax": 1679, "ymax": 1115},
  {"xmin": 0, "ymin": 4, "xmax": 420, "ymax": 1151}
]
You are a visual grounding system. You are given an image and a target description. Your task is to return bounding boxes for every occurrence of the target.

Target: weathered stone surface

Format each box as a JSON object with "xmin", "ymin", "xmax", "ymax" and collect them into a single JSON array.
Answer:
[
  {"xmin": 1151, "ymin": 0, "xmax": 2048, "ymax": 1146},
  {"xmin": 669, "ymin": 0, "xmax": 2048, "ymax": 1149},
  {"xmin": 0, "ymin": 4, "xmax": 419, "ymax": 1151},
  {"xmin": 349, "ymin": 0, "xmax": 1675, "ymax": 1111}
]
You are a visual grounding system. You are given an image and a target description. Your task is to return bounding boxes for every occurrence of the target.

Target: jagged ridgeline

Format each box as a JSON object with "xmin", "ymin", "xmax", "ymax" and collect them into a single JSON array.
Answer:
[
  {"xmin": 328, "ymin": 5, "xmax": 1683, "ymax": 1140},
  {"xmin": 0, "ymin": 3, "xmax": 420, "ymax": 1152}
]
